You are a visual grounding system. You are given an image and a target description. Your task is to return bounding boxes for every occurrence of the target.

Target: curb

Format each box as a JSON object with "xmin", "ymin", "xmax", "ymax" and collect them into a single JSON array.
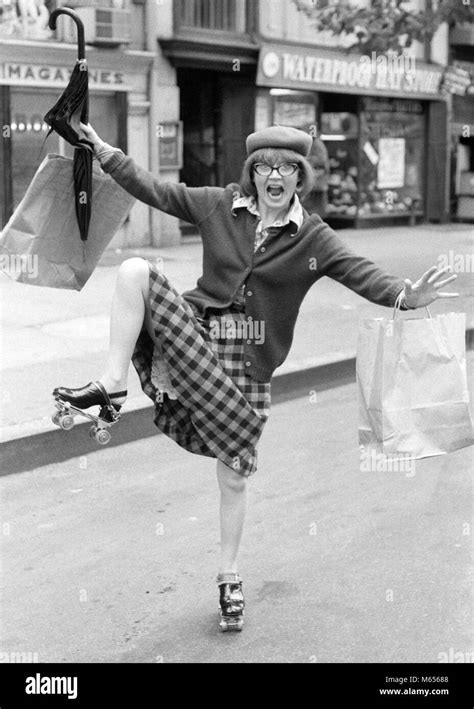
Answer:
[{"xmin": 1, "ymin": 329, "xmax": 473, "ymax": 477}]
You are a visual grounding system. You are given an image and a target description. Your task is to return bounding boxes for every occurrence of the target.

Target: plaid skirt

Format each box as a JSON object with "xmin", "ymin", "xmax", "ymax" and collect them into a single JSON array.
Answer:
[{"xmin": 131, "ymin": 262, "xmax": 271, "ymax": 477}]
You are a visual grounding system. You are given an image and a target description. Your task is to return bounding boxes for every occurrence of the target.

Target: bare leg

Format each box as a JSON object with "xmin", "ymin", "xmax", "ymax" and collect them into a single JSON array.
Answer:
[
  {"xmin": 100, "ymin": 257, "xmax": 150, "ymax": 402},
  {"xmin": 216, "ymin": 459, "xmax": 247, "ymax": 574}
]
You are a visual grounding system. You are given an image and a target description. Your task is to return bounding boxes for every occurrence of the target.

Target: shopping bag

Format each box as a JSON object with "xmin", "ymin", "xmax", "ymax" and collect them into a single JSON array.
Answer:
[
  {"xmin": 357, "ymin": 301, "xmax": 473, "ymax": 459},
  {"xmin": 0, "ymin": 154, "xmax": 135, "ymax": 290}
]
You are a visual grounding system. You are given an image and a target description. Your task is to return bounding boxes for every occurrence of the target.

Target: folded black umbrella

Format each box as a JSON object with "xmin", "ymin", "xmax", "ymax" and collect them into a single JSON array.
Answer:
[{"xmin": 44, "ymin": 8, "xmax": 93, "ymax": 241}]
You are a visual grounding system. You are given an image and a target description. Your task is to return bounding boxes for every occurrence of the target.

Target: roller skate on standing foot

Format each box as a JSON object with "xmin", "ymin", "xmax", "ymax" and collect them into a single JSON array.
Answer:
[
  {"xmin": 217, "ymin": 572, "xmax": 245, "ymax": 632},
  {"xmin": 51, "ymin": 381, "xmax": 127, "ymax": 445}
]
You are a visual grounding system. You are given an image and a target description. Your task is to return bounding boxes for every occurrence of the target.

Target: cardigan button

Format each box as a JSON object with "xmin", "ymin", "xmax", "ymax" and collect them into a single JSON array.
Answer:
[
  {"xmin": 245, "ymin": 361, "xmax": 251, "ymax": 367},
  {"xmin": 260, "ymin": 247, "xmax": 266, "ymax": 252},
  {"xmin": 246, "ymin": 290, "xmax": 252, "ymax": 296}
]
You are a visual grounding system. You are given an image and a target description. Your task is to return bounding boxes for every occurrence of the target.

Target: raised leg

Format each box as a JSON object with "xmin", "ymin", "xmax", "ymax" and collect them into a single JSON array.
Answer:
[
  {"xmin": 100, "ymin": 257, "xmax": 151, "ymax": 403},
  {"xmin": 53, "ymin": 257, "xmax": 152, "ymax": 411}
]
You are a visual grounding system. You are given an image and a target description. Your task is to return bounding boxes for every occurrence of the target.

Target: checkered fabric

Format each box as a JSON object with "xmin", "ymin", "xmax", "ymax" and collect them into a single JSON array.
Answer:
[{"xmin": 131, "ymin": 263, "xmax": 271, "ymax": 477}]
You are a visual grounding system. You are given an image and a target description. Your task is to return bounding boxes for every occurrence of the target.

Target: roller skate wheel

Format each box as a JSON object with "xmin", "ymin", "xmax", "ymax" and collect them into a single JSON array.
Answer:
[
  {"xmin": 95, "ymin": 429, "xmax": 111, "ymax": 445},
  {"xmin": 51, "ymin": 412, "xmax": 61, "ymax": 426},
  {"xmin": 59, "ymin": 414, "xmax": 75, "ymax": 430},
  {"xmin": 219, "ymin": 617, "xmax": 243, "ymax": 632},
  {"xmin": 88, "ymin": 426, "xmax": 97, "ymax": 440}
]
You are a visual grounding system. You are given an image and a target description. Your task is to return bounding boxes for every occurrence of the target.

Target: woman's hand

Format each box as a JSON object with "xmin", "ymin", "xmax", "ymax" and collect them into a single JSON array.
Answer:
[
  {"xmin": 79, "ymin": 122, "xmax": 105, "ymax": 153},
  {"xmin": 403, "ymin": 266, "xmax": 459, "ymax": 308}
]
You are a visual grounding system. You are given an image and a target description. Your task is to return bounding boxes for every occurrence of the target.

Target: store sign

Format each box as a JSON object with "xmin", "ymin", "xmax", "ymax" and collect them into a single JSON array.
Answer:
[
  {"xmin": 257, "ymin": 45, "xmax": 443, "ymax": 100},
  {"xmin": 0, "ymin": 63, "xmax": 126, "ymax": 90},
  {"xmin": 453, "ymin": 60, "xmax": 474, "ymax": 96},
  {"xmin": 441, "ymin": 65, "xmax": 471, "ymax": 96}
]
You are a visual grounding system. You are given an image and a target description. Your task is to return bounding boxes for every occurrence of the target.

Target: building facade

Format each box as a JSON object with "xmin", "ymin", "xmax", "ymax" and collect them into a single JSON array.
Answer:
[
  {"xmin": 0, "ymin": 0, "xmax": 155, "ymax": 247},
  {"xmin": 1, "ymin": 0, "xmax": 457, "ymax": 247},
  {"xmin": 158, "ymin": 0, "xmax": 453, "ymax": 236}
]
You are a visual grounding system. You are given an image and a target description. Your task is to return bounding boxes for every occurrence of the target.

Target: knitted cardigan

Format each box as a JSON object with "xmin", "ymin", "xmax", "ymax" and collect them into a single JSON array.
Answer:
[{"xmin": 101, "ymin": 150, "xmax": 406, "ymax": 383}]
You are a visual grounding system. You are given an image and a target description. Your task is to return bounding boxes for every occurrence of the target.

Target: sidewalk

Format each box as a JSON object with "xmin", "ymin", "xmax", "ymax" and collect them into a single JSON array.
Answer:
[{"xmin": 1, "ymin": 223, "xmax": 472, "ymax": 444}]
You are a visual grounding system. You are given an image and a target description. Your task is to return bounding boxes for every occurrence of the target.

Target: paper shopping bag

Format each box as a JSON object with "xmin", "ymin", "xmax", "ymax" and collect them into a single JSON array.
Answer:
[
  {"xmin": 0, "ymin": 154, "xmax": 135, "ymax": 290},
  {"xmin": 357, "ymin": 310, "xmax": 473, "ymax": 458}
]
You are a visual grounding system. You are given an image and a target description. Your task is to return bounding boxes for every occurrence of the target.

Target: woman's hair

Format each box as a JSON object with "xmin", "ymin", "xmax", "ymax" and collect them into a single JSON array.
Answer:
[{"xmin": 239, "ymin": 147, "xmax": 314, "ymax": 200}]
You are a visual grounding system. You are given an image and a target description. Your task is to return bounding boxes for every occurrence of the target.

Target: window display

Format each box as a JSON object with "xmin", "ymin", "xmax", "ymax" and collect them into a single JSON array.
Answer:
[
  {"xmin": 270, "ymin": 89, "xmax": 317, "ymax": 128},
  {"xmin": 255, "ymin": 89, "xmax": 427, "ymax": 223},
  {"xmin": 321, "ymin": 111, "xmax": 359, "ymax": 218},
  {"xmin": 358, "ymin": 98, "xmax": 425, "ymax": 217}
]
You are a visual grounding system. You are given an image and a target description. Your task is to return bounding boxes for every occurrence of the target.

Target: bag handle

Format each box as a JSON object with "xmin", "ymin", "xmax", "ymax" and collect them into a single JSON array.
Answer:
[{"xmin": 392, "ymin": 290, "xmax": 432, "ymax": 320}]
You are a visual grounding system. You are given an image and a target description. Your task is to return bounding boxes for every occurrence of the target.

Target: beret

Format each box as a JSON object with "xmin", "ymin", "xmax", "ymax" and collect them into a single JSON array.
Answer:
[{"xmin": 246, "ymin": 125, "xmax": 312, "ymax": 157}]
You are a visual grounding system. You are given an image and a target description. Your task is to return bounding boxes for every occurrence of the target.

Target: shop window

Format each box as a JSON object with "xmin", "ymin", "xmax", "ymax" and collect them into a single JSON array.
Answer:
[
  {"xmin": 9, "ymin": 89, "xmax": 119, "ymax": 213},
  {"xmin": 359, "ymin": 98, "xmax": 425, "ymax": 218},
  {"xmin": 270, "ymin": 89, "xmax": 317, "ymax": 129},
  {"xmin": 320, "ymin": 96, "xmax": 426, "ymax": 221},
  {"xmin": 321, "ymin": 110, "xmax": 359, "ymax": 218}
]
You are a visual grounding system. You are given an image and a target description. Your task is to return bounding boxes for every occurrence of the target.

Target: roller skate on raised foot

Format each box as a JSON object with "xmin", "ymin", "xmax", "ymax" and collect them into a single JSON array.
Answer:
[
  {"xmin": 217, "ymin": 572, "xmax": 245, "ymax": 632},
  {"xmin": 51, "ymin": 381, "xmax": 127, "ymax": 445}
]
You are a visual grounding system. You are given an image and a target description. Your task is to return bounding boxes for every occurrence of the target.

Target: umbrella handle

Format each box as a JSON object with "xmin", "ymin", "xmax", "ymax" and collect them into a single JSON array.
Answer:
[{"xmin": 49, "ymin": 7, "xmax": 86, "ymax": 61}]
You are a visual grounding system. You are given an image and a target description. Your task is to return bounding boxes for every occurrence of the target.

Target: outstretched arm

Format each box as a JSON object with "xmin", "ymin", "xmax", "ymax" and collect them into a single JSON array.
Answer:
[
  {"xmin": 79, "ymin": 123, "xmax": 223, "ymax": 226},
  {"xmin": 317, "ymin": 224, "xmax": 459, "ymax": 309}
]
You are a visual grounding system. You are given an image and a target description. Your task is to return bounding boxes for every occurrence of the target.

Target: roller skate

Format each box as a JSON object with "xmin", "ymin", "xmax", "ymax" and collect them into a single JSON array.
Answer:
[
  {"xmin": 217, "ymin": 572, "xmax": 245, "ymax": 632},
  {"xmin": 51, "ymin": 381, "xmax": 127, "ymax": 445}
]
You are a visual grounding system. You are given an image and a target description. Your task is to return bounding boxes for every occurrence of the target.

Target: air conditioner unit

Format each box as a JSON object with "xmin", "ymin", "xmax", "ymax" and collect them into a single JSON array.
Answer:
[{"xmin": 61, "ymin": 7, "xmax": 132, "ymax": 46}]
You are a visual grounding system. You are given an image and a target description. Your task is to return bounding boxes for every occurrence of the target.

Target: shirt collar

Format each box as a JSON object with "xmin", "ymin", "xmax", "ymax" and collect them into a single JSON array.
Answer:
[{"xmin": 231, "ymin": 192, "xmax": 304, "ymax": 234}]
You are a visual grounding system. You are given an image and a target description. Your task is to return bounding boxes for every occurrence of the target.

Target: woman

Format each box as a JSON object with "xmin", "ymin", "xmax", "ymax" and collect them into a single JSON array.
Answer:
[{"xmin": 53, "ymin": 124, "xmax": 458, "ymax": 630}]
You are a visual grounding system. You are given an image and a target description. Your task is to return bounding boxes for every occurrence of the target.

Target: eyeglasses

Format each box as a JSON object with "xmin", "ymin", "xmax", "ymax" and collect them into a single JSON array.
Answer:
[{"xmin": 253, "ymin": 162, "xmax": 299, "ymax": 177}]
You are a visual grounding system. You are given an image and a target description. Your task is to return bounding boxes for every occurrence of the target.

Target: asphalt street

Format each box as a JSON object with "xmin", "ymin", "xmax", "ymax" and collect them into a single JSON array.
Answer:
[{"xmin": 1, "ymin": 355, "xmax": 472, "ymax": 664}]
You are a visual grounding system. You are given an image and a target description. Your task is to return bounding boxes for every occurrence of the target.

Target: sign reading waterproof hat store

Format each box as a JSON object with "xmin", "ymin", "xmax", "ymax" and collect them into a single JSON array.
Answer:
[{"xmin": 257, "ymin": 44, "xmax": 443, "ymax": 100}]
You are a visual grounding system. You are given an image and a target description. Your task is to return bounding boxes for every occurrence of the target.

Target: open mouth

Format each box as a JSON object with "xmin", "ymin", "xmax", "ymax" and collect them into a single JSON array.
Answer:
[{"xmin": 266, "ymin": 185, "xmax": 284, "ymax": 200}]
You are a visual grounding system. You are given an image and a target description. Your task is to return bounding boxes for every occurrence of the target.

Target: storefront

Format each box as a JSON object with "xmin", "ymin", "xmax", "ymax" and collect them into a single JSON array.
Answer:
[
  {"xmin": 255, "ymin": 43, "xmax": 447, "ymax": 227},
  {"xmin": 448, "ymin": 61, "xmax": 474, "ymax": 221},
  {"xmin": 0, "ymin": 39, "xmax": 154, "ymax": 247},
  {"xmin": 159, "ymin": 0, "xmax": 258, "ymax": 198}
]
